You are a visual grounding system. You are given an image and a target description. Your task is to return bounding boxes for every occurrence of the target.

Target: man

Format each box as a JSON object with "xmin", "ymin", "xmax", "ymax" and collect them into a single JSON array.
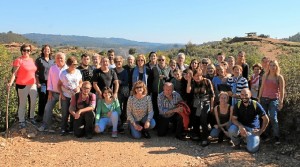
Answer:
[
  {"xmin": 38, "ymin": 52, "xmax": 68, "ymax": 132},
  {"xmin": 157, "ymin": 82, "xmax": 186, "ymax": 140},
  {"xmin": 176, "ymin": 53, "xmax": 189, "ymax": 71},
  {"xmin": 215, "ymin": 52, "xmax": 226, "ymax": 66},
  {"xmin": 228, "ymin": 88, "xmax": 269, "ymax": 153},
  {"xmin": 92, "ymin": 57, "xmax": 119, "ymax": 99},
  {"xmin": 77, "ymin": 53, "xmax": 94, "ymax": 83},
  {"xmin": 92, "ymin": 53, "xmax": 101, "ymax": 69},
  {"xmin": 123, "ymin": 55, "xmax": 135, "ymax": 91},
  {"xmin": 149, "ymin": 55, "xmax": 172, "ymax": 122},
  {"xmin": 69, "ymin": 81, "xmax": 96, "ymax": 139},
  {"xmin": 107, "ymin": 49, "xmax": 116, "ymax": 69}
]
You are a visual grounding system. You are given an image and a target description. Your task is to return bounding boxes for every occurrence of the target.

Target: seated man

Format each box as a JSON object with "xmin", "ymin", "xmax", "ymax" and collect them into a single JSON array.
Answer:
[
  {"xmin": 228, "ymin": 88, "xmax": 269, "ymax": 153},
  {"xmin": 157, "ymin": 82, "xmax": 187, "ymax": 140},
  {"xmin": 69, "ymin": 81, "xmax": 96, "ymax": 139}
]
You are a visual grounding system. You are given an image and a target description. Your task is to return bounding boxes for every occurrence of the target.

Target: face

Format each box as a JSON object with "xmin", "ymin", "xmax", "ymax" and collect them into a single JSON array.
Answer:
[
  {"xmin": 207, "ymin": 66, "xmax": 215, "ymax": 75},
  {"xmin": 219, "ymin": 94, "xmax": 229, "ymax": 104},
  {"xmin": 238, "ymin": 53, "xmax": 245, "ymax": 61},
  {"xmin": 22, "ymin": 46, "xmax": 31, "ymax": 56},
  {"xmin": 262, "ymin": 58, "xmax": 270, "ymax": 69},
  {"xmin": 135, "ymin": 84, "xmax": 144, "ymax": 95},
  {"xmin": 70, "ymin": 60, "xmax": 78, "ymax": 69},
  {"xmin": 102, "ymin": 90, "xmax": 112, "ymax": 99},
  {"xmin": 108, "ymin": 52, "xmax": 115, "ymax": 61},
  {"xmin": 92, "ymin": 56, "xmax": 100, "ymax": 66},
  {"xmin": 227, "ymin": 58, "xmax": 235, "ymax": 67},
  {"xmin": 150, "ymin": 53, "xmax": 157, "ymax": 63},
  {"xmin": 191, "ymin": 60, "xmax": 199, "ymax": 69},
  {"xmin": 163, "ymin": 85, "xmax": 173, "ymax": 97},
  {"xmin": 240, "ymin": 89, "xmax": 251, "ymax": 103},
  {"xmin": 177, "ymin": 55, "xmax": 185, "ymax": 64},
  {"xmin": 193, "ymin": 71, "xmax": 203, "ymax": 82},
  {"xmin": 101, "ymin": 58, "xmax": 109, "ymax": 68},
  {"xmin": 127, "ymin": 57, "xmax": 135, "ymax": 66},
  {"xmin": 81, "ymin": 56, "xmax": 90, "ymax": 66},
  {"xmin": 269, "ymin": 62, "xmax": 277, "ymax": 72},
  {"xmin": 233, "ymin": 67, "xmax": 242, "ymax": 76},
  {"xmin": 43, "ymin": 46, "xmax": 51, "ymax": 56},
  {"xmin": 217, "ymin": 55, "xmax": 225, "ymax": 62},
  {"xmin": 81, "ymin": 84, "xmax": 91, "ymax": 95},
  {"xmin": 158, "ymin": 56, "xmax": 166, "ymax": 66},
  {"xmin": 253, "ymin": 67, "xmax": 261, "ymax": 75},
  {"xmin": 173, "ymin": 71, "xmax": 182, "ymax": 80},
  {"xmin": 216, "ymin": 67, "xmax": 225, "ymax": 76},
  {"xmin": 55, "ymin": 54, "xmax": 65, "ymax": 67},
  {"xmin": 115, "ymin": 59, "xmax": 123, "ymax": 68},
  {"xmin": 137, "ymin": 57, "xmax": 145, "ymax": 67}
]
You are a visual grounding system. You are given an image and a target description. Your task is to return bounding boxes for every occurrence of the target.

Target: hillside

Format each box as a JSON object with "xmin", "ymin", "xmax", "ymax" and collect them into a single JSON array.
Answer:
[
  {"xmin": 283, "ymin": 32, "xmax": 300, "ymax": 42},
  {"xmin": 0, "ymin": 31, "xmax": 33, "ymax": 44},
  {"xmin": 23, "ymin": 33, "xmax": 183, "ymax": 53}
]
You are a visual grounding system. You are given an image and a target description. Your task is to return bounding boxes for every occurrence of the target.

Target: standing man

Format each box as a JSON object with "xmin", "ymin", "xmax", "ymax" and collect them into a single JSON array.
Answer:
[
  {"xmin": 228, "ymin": 88, "xmax": 269, "ymax": 153},
  {"xmin": 176, "ymin": 53, "xmax": 189, "ymax": 71},
  {"xmin": 108, "ymin": 49, "xmax": 116, "ymax": 69},
  {"xmin": 123, "ymin": 55, "xmax": 135, "ymax": 91},
  {"xmin": 215, "ymin": 52, "xmax": 226, "ymax": 66},
  {"xmin": 77, "ymin": 53, "xmax": 94, "ymax": 83},
  {"xmin": 92, "ymin": 53, "xmax": 101, "ymax": 70}
]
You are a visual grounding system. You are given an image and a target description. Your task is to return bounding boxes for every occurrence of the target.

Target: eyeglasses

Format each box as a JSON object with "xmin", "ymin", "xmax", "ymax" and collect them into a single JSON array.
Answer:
[
  {"xmin": 202, "ymin": 62, "xmax": 208, "ymax": 65},
  {"xmin": 137, "ymin": 59, "xmax": 144, "ymax": 62},
  {"xmin": 135, "ymin": 86, "xmax": 143, "ymax": 89},
  {"xmin": 83, "ymin": 87, "xmax": 91, "ymax": 90},
  {"xmin": 158, "ymin": 59, "xmax": 165, "ymax": 61},
  {"xmin": 22, "ymin": 49, "xmax": 31, "ymax": 53}
]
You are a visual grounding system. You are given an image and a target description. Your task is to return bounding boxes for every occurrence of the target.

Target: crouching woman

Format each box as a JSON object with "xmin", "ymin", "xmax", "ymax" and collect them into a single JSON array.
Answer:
[{"xmin": 127, "ymin": 81, "xmax": 156, "ymax": 139}]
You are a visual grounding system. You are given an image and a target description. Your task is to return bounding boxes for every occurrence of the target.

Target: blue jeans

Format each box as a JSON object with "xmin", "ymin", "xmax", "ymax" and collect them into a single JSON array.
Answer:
[
  {"xmin": 61, "ymin": 97, "xmax": 72, "ymax": 131},
  {"xmin": 129, "ymin": 116, "xmax": 156, "ymax": 139},
  {"xmin": 42, "ymin": 92, "xmax": 60, "ymax": 128},
  {"xmin": 210, "ymin": 122, "xmax": 231, "ymax": 138},
  {"xmin": 260, "ymin": 97, "xmax": 279, "ymax": 137},
  {"xmin": 228, "ymin": 124, "xmax": 260, "ymax": 153},
  {"xmin": 96, "ymin": 111, "xmax": 119, "ymax": 132}
]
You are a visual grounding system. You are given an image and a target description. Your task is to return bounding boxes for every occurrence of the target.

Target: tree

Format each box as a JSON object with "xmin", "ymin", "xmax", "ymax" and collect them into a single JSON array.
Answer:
[{"xmin": 128, "ymin": 48, "xmax": 137, "ymax": 55}]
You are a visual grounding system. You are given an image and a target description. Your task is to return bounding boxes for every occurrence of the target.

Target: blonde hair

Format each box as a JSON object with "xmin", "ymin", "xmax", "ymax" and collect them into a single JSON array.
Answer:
[
  {"xmin": 135, "ymin": 54, "xmax": 146, "ymax": 65},
  {"xmin": 267, "ymin": 60, "xmax": 280, "ymax": 76},
  {"xmin": 219, "ymin": 91, "xmax": 229, "ymax": 101},
  {"xmin": 132, "ymin": 80, "xmax": 148, "ymax": 95}
]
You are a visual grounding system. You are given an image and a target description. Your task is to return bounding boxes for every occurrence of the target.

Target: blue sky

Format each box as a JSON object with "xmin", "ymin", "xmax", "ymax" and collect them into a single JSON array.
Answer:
[{"xmin": 0, "ymin": 0, "xmax": 299, "ymax": 44}]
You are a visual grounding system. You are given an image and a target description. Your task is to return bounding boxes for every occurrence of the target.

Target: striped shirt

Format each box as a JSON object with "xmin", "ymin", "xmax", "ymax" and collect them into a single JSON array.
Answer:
[
  {"xmin": 227, "ymin": 76, "xmax": 249, "ymax": 95},
  {"xmin": 157, "ymin": 91, "xmax": 182, "ymax": 117}
]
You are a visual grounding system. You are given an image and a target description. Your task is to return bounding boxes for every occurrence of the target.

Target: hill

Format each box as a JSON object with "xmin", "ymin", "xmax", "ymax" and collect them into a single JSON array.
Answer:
[
  {"xmin": 0, "ymin": 31, "xmax": 33, "ymax": 44},
  {"xmin": 283, "ymin": 32, "xmax": 300, "ymax": 42},
  {"xmin": 23, "ymin": 33, "xmax": 183, "ymax": 53}
]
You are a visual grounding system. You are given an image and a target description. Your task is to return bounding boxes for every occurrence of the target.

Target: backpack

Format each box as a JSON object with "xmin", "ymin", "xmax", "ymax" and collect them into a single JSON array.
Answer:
[{"xmin": 237, "ymin": 100, "xmax": 257, "ymax": 110}]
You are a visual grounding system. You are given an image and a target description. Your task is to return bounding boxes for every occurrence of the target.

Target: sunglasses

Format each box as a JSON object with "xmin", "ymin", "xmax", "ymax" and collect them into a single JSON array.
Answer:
[
  {"xmin": 158, "ymin": 59, "xmax": 165, "ymax": 61},
  {"xmin": 22, "ymin": 49, "xmax": 31, "ymax": 53},
  {"xmin": 72, "ymin": 63, "xmax": 78, "ymax": 66}
]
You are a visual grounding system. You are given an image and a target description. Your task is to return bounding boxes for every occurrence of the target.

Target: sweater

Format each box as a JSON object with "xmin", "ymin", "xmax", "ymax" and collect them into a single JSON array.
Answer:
[{"xmin": 95, "ymin": 98, "xmax": 121, "ymax": 123}]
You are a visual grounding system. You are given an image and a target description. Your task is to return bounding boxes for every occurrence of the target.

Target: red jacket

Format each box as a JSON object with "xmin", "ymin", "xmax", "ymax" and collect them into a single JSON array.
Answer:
[{"xmin": 176, "ymin": 101, "xmax": 191, "ymax": 130}]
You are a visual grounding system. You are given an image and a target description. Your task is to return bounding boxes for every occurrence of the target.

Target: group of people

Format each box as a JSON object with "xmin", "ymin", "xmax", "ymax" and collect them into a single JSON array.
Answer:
[{"xmin": 8, "ymin": 44, "xmax": 285, "ymax": 153}]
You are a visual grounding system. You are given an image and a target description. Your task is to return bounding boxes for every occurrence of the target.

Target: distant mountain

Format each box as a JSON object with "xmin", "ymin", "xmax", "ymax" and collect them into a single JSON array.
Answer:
[
  {"xmin": 23, "ymin": 33, "xmax": 183, "ymax": 53},
  {"xmin": 0, "ymin": 31, "xmax": 33, "ymax": 44},
  {"xmin": 283, "ymin": 32, "xmax": 300, "ymax": 42}
]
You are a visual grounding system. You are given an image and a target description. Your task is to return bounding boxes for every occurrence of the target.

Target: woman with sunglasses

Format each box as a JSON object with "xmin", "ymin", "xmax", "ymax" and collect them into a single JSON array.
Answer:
[
  {"xmin": 7, "ymin": 44, "xmax": 38, "ymax": 129},
  {"xmin": 132, "ymin": 54, "xmax": 151, "ymax": 89},
  {"xmin": 58, "ymin": 56, "xmax": 83, "ymax": 136},
  {"xmin": 127, "ymin": 81, "xmax": 156, "ymax": 139},
  {"xmin": 200, "ymin": 58, "xmax": 211, "ymax": 76}
]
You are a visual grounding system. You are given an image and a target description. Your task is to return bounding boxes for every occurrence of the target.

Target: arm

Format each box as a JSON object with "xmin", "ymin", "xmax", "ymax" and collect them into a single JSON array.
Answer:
[
  {"xmin": 93, "ymin": 82, "xmax": 102, "ymax": 98},
  {"xmin": 7, "ymin": 66, "xmax": 18, "ymax": 90},
  {"xmin": 113, "ymin": 80, "xmax": 119, "ymax": 99},
  {"xmin": 232, "ymin": 116, "xmax": 247, "ymax": 137},
  {"xmin": 57, "ymin": 80, "xmax": 66, "ymax": 100},
  {"xmin": 278, "ymin": 75, "xmax": 285, "ymax": 110},
  {"xmin": 258, "ymin": 75, "xmax": 266, "ymax": 102},
  {"xmin": 186, "ymin": 74, "xmax": 192, "ymax": 93}
]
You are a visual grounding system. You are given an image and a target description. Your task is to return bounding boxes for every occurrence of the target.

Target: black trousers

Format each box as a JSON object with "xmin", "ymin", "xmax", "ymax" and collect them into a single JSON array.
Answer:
[
  {"xmin": 191, "ymin": 102, "xmax": 210, "ymax": 140},
  {"xmin": 37, "ymin": 81, "xmax": 48, "ymax": 117},
  {"xmin": 73, "ymin": 112, "xmax": 95, "ymax": 137},
  {"xmin": 157, "ymin": 113, "xmax": 184, "ymax": 137},
  {"xmin": 152, "ymin": 92, "xmax": 159, "ymax": 122}
]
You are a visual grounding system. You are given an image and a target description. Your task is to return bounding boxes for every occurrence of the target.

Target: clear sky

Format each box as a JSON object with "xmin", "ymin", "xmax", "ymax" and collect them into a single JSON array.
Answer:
[{"xmin": 0, "ymin": 0, "xmax": 299, "ymax": 44}]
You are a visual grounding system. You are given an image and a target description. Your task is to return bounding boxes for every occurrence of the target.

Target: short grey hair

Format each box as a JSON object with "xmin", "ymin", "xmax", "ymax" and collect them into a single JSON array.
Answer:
[
  {"xmin": 55, "ymin": 52, "xmax": 66, "ymax": 59},
  {"xmin": 177, "ymin": 53, "xmax": 186, "ymax": 59}
]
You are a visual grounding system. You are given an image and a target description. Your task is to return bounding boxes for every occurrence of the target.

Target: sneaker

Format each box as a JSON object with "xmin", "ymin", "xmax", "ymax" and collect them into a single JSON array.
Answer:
[
  {"xmin": 274, "ymin": 137, "xmax": 281, "ymax": 145},
  {"xmin": 60, "ymin": 130, "xmax": 67, "ymax": 136},
  {"xmin": 38, "ymin": 125, "xmax": 46, "ymax": 132},
  {"xmin": 111, "ymin": 131, "xmax": 118, "ymax": 138},
  {"xmin": 28, "ymin": 118, "xmax": 37, "ymax": 126},
  {"xmin": 19, "ymin": 122, "xmax": 26, "ymax": 129},
  {"xmin": 201, "ymin": 140, "xmax": 210, "ymax": 147}
]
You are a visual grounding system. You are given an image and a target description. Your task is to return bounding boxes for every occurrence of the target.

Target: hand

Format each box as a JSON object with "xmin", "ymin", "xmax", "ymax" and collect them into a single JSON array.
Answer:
[
  {"xmin": 113, "ymin": 93, "xmax": 118, "ymax": 99},
  {"xmin": 175, "ymin": 107, "xmax": 183, "ymax": 113},
  {"xmin": 107, "ymin": 111, "xmax": 112, "ymax": 118},
  {"xmin": 252, "ymin": 129, "xmax": 261, "ymax": 136},
  {"xmin": 133, "ymin": 123, "xmax": 143, "ymax": 131},
  {"xmin": 159, "ymin": 75, "xmax": 165, "ymax": 80},
  {"xmin": 97, "ymin": 91, "xmax": 102, "ymax": 99},
  {"xmin": 144, "ymin": 121, "xmax": 150, "ymax": 129},
  {"xmin": 73, "ymin": 86, "xmax": 80, "ymax": 93},
  {"xmin": 210, "ymin": 107, "xmax": 214, "ymax": 113},
  {"xmin": 278, "ymin": 102, "xmax": 283, "ymax": 110},
  {"xmin": 6, "ymin": 83, "xmax": 12, "ymax": 91},
  {"xmin": 60, "ymin": 93, "xmax": 66, "ymax": 100},
  {"xmin": 239, "ymin": 126, "xmax": 247, "ymax": 137},
  {"xmin": 74, "ymin": 112, "xmax": 80, "ymax": 119},
  {"xmin": 213, "ymin": 125, "xmax": 219, "ymax": 129},
  {"xmin": 37, "ymin": 83, "xmax": 41, "ymax": 88},
  {"xmin": 48, "ymin": 92, "xmax": 53, "ymax": 101}
]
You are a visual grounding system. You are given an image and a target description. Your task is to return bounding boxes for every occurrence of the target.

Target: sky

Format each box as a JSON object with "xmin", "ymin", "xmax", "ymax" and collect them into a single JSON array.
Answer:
[{"xmin": 0, "ymin": 0, "xmax": 299, "ymax": 44}]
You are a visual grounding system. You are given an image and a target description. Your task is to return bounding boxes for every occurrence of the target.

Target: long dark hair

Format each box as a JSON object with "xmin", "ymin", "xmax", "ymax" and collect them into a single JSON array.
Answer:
[{"xmin": 41, "ymin": 44, "xmax": 52, "ymax": 58}]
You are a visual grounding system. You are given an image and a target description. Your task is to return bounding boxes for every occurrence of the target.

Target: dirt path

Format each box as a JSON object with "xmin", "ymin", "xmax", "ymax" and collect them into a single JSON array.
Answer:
[{"xmin": 0, "ymin": 126, "xmax": 299, "ymax": 167}]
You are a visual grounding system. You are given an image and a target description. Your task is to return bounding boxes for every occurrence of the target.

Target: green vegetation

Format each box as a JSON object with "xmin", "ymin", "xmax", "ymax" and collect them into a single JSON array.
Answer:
[
  {"xmin": 0, "ymin": 31, "xmax": 33, "ymax": 44},
  {"xmin": 284, "ymin": 32, "xmax": 300, "ymax": 42}
]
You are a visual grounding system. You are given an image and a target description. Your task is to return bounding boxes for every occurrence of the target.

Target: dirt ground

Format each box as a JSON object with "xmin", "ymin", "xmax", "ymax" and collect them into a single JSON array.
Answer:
[{"xmin": 0, "ymin": 123, "xmax": 299, "ymax": 167}]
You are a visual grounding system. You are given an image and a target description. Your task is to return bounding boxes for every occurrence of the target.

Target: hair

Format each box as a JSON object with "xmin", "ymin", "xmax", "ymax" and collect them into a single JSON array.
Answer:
[
  {"xmin": 148, "ymin": 51, "xmax": 156, "ymax": 60},
  {"xmin": 102, "ymin": 87, "xmax": 113, "ymax": 98},
  {"xmin": 252, "ymin": 63, "xmax": 262, "ymax": 70},
  {"xmin": 177, "ymin": 52, "xmax": 185, "ymax": 59},
  {"xmin": 233, "ymin": 65, "xmax": 243, "ymax": 71},
  {"xmin": 261, "ymin": 56, "xmax": 269, "ymax": 62},
  {"xmin": 173, "ymin": 69, "xmax": 182, "ymax": 74},
  {"xmin": 114, "ymin": 56, "xmax": 123, "ymax": 62},
  {"xmin": 221, "ymin": 61, "xmax": 228, "ymax": 67},
  {"xmin": 163, "ymin": 82, "xmax": 174, "ymax": 90},
  {"xmin": 92, "ymin": 53, "xmax": 101, "ymax": 59},
  {"xmin": 135, "ymin": 54, "xmax": 146, "ymax": 65},
  {"xmin": 218, "ymin": 91, "xmax": 229, "ymax": 100},
  {"xmin": 132, "ymin": 80, "xmax": 148, "ymax": 95},
  {"xmin": 267, "ymin": 60, "xmax": 280, "ymax": 76},
  {"xmin": 41, "ymin": 44, "xmax": 52, "ymax": 58},
  {"xmin": 201, "ymin": 58, "xmax": 211, "ymax": 64},
  {"xmin": 81, "ymin": 53, "xmax": 90, "ymax": 59},
  {"xmin": 20, "ymin": 44, "xmax": 32, "ymax": 53},
  {"xmin": 82, "ymin": 81, "xmax": 92, "ymax": 88},
  {"xmin": 238, "ymin": 51, "xmax": 246, "ymax": 64},
  {"xmin": 192, "ymin": 68, "xmax": 203, "ymax": 76},
  {"xmin": 55, "ymin": 52, "xmax": 66, "ymax": 59},
  {"xmin": 169, "ymin": 59, "xmax": 176, "ymax": 64},
  {"xmin": 217, "ymin": 52, "xmax": 225, "ymax": 56},
  {"xmin": 189, "ymin": 59, "xmax": 199, "ymax": 70},
  {"xmin": 127, "ymin": 55, "xmax": 135, "ymax": 60},
  {"xmin": 66, "ymin": 56, "xmax": 78, "ymax": 66},
  {"xmin": 107, "ymin": 49, "xmax": 115, "ymax": 54}
]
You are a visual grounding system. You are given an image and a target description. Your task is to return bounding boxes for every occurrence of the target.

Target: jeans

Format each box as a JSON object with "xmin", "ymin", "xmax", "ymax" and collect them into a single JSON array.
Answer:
[
  {"xmin": 210, "ymin": 122, "xmax": 231, "ymax": 138},
  {"xmin": 260, "ymin": 97, "xmax": 279, "ymax": 137},
  {"xmin": 129, "ymin": 116, "xmax": 156, "ymax": 139},
  {"xmin": 61, "ymin": 97, "xmax": 72, "ymax": 131},
  {"xmin": 42, "ymin": 92, "xmax": 60, "ymax": 128},
  {"xmin": 96, "ymin": 111, "xmax": 119, "ymax": 132},
  {"xmin": 228, "ymin": 124, "xmax": 260, "ymax": 153}
]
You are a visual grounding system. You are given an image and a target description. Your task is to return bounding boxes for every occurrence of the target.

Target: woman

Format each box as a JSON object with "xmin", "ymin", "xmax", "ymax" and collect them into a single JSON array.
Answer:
[
  {"xmin": 249, "ymin": 63, "xmax": 262, "ymax": 100},
  {"xmin": 210, "ymin": 92, "xmax": 232, "ymax": 143},
  {"xmin": 95, "ymin": 87, "xmax": 121, "ymax": 138},
  {"xmin": 170, "ymin": 69, "xmax": 184, "ymax": 95},
  {"xmin": 145, "ymin": 51, "xmax": 157, "ymax": 69},
  {"xmin": 132, "ymin": 54, "xmax": 151, "ymax": 89},
  {"xmin": 227, "ymin": 65, "xmax": 248, "ymax": 106},
  {"xmin": 205, "ymin": 63, "xmax": 216, "ymax": 81},
  {"xmin": 200, "ymin": 58, "xmax": 211, "ymax": 76},
  {"xmin": 35, "ymin": 44, "xmax": 55, "ymax": 122},
  {"xmin": 186, "ymin": 68, "xmax": 215, "ymax": 146},
  {"xmin": 258, "ymin": 60, "xmax": 285, "ymax": 144},
  {"xmin": 236, "ymin": 51, "xmax": 249, "ymax": 80},
  {"xmin": 58, "ymin": 56, "xmax": 83, "ymax": 136},
  {"xmin": 169, "ymin": 59, "xmax": 177, "ymax": 79},
  {"xmin": 212, "ymin": 65, "xmax": 229, "ymax": 101},
  {"xmin": 226, "ymin": 56, "xmax": 235, "ymax": 76},
  {"xmin": 189, "ymin": 59, "xmax": 199, "ymax": 71},
  {"xmin": 114, "ymin": 56, "xmax": 129, "ymax": 125},
  {"xmin": 127, "ymin": 81, "xmax": 156, "ymax": 139},
  {"xmin": 7, "ymin": 44, "xmax": 38, "ymax": 128}
]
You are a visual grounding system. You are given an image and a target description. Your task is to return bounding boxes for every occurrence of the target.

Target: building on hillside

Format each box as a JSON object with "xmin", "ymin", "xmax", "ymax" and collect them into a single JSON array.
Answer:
[{"xmin": 246, "ymin": 32, "xmax": 257, "ymax": 37}]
